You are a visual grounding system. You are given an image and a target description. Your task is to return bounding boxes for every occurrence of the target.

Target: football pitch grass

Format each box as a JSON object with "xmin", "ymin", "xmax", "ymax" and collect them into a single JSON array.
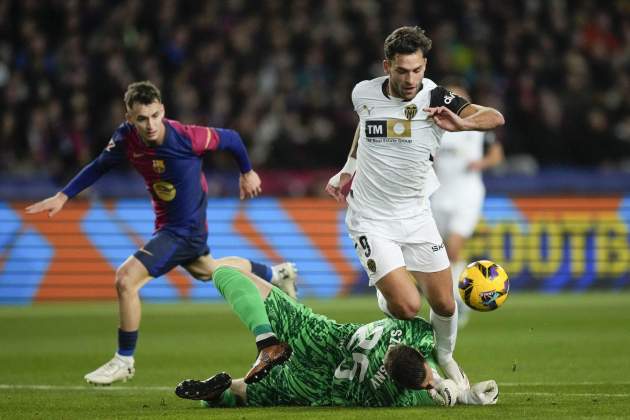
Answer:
[{"xmin": 1, "ymin": 293, "xmax": 629, "ymax": 419}]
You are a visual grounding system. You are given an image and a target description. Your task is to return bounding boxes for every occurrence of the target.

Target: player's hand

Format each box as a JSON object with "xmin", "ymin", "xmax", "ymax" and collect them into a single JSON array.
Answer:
[
  {"xmin": 467, "ymin": 160, "xmax": 484, "ymax": 172},
  {"xmin": 325, "ymin": 172, "xmax": 352, "ymax": 203},
  {"xmin": 239, "ymin": 170, "xmax": 262, "ymax": 200},
  {"xmin": 25, "ymin": 192, "xmax": 69, "ymax": 218},
  {"xmin": 459, "ymin": 380, "xmax": 498, "ymax": 405},
  {"xmin": 429, "ymin": 378, "xmax": 459, "ymax": 407},
  {"xmin": 423, "ymin": 106, "xmax": 468, "ymax": 132}
]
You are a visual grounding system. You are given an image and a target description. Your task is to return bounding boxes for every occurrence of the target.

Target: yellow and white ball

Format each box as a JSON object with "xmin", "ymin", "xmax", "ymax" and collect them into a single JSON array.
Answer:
[{"xmin": 458, "ymin": 260, "xmax": 510, "ymax": 311}]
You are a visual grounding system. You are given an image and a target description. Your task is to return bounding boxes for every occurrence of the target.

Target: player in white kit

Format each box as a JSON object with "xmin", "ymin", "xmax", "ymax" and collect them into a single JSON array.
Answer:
[
  {"xmin": 325, "ymin": 26, "xmax": 505, "ymax": 388},
  {"xmin": 432, "ymin": 80, "xmax": 504, "ymax": 327}
]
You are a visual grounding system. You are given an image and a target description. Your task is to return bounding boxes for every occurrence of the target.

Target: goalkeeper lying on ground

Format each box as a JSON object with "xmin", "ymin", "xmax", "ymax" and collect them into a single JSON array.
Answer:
[{"xmin": 175, "ymin": 266, "xmax": 498, "ymax": 407}]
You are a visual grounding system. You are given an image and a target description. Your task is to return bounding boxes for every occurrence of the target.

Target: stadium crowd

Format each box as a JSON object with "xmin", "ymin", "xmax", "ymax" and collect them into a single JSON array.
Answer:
[{"xmin": 1, "ymin": 0, "xmax": 629, "ymax": 186}]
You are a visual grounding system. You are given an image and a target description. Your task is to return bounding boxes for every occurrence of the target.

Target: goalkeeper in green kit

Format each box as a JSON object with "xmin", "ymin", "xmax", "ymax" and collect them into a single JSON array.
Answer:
[{"xmin": 175, "ymin": 266, "xmax": 498, "ymax": 407}]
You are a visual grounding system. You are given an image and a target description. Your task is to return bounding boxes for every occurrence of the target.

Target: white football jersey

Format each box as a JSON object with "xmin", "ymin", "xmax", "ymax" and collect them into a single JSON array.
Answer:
[
  {"xmin": 432, "ymin": 130, "xmax": 490, "ymax": 238},
  {"xmin": 347, "ymin": 76, "xmax": 469, "ymax": 221},
  {"xmin": 434, "ymin": 130, "xmax": 485, "ymax": 191}
]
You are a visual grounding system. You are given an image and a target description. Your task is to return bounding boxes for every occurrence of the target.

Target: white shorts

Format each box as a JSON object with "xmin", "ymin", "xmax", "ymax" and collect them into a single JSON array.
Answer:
[
  {"xmin": 431, "ymin": 183, "xmax": 484, "ymax": 238},
  {"xmin": 349, "ymin": 232, "xmax": 450, "ymax": 286}
]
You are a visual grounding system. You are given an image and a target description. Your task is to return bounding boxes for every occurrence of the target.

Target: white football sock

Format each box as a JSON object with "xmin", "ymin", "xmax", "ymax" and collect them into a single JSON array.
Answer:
[
  {"xmin": 431, "ymin": 308, "xmax": 470, "ymax": 388},
  {"xmin": 430, "ymin": 308, "xmax": 458, "ymax": 363}
]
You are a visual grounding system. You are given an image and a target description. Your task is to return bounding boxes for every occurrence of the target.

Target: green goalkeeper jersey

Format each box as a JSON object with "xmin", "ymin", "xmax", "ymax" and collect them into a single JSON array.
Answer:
[{"xmin": 246, "ymin": 288, "xmax": 437, "ymax": 407}]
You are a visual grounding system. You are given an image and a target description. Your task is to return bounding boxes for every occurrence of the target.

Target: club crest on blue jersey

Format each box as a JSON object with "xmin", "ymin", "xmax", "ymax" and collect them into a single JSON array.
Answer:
[{"xmin": 152, "ymin": 160, "xmax": 165, "ymax": 174}]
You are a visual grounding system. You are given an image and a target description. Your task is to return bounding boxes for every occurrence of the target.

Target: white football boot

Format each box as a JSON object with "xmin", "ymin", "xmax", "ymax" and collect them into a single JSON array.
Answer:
[
  {"xmin": 271, "ymin": 262, "xmax": 298, "ymax": 299},
  {"xmin": 84, "ymin": 353, "xmax": 135, "ymax": 385}
]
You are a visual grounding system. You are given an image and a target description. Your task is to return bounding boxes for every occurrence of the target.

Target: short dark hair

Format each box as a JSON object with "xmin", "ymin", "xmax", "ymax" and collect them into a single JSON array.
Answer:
[
  {"xmin": 384, "ymin": 344, "xmax": 428, "ymax": 389},
  {"xmin": 124, "ymin": 81, "xmax": 162, "ymax": 109},
  {"xmin": 384, "ymin": 26, "xmax": 432, "ymax": 61}
]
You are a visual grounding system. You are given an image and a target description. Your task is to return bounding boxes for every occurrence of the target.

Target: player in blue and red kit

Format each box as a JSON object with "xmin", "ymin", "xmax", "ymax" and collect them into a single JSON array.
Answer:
[{"xmin": 26, "ymin": 81, "xmax": 295, "ymax": 385}]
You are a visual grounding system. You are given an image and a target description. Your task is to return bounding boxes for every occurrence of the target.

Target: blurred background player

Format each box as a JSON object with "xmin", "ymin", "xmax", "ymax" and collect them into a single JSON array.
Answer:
[
  {"xmin": 175, "ymin": 266, "xmax": 499, "ymax": 408},
  {"xmin": 325, "ymin": 26, "xmax": 504, "ymax": 388},
  {"xmin": 431, "ymin": 78, "xmax": 504, "ymax": 327},
  {"xmin": 25, "ymin": 81, "xmax": 297, "ymax": 385}
]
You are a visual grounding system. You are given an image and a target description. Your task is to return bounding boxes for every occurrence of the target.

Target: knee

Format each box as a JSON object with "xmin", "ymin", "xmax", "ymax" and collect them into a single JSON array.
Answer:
[
  {"xmin": 186, "ymin": 258, "xmax": 216, "ymax": 282},
  {"xmin": 191, "ymin": 270, "xmax": 212, "ymax": 282},
  {"xmin": 431, "ymin": 297, "xmax": 456, "ymax": 317},
  {"xmin": 388, "ymin": 298, "xmax": 421, "ymax": 320},
  {"xmin": 115, "ymin": 266, "xmax": 137, "ymax": 296}
]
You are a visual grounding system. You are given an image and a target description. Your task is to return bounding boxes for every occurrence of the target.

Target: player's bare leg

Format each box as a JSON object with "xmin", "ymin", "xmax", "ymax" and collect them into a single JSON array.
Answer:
[
  {"xmin": 412, "ymin": 267, "xmax": 469, "ymax": 389},
  {"xmin": 445, "ymin": 233, "xmax": 471, "ymax": 327},
  {"xmin": 374, "ymin": 267, "xmax": 422, "ymax": 320},
  {"xmin": 185, "ymin": 255, "xmax": 298, "ymax": 299},
  {"xmin": 116, "ymin": 256, "xmax": 153, "ymax": 331},
  {"xmin": 85, "ymin": 256, "xmax": 151, "ymax": 385}
]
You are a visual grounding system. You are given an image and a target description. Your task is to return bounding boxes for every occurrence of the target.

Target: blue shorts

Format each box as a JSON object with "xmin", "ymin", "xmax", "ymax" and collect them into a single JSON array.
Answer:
[{"xmin": 134, "ymin": 230, "xmax": 210, "ymax": 278}]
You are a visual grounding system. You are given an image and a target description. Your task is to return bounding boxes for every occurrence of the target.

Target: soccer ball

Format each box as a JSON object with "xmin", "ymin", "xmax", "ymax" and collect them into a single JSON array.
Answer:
[{"xmin": 458, "ymin": 260, "xmax": 509, "ymax": 311}]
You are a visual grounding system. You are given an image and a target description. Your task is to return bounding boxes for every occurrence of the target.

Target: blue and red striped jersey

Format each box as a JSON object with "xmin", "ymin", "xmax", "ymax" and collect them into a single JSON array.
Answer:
[{"xmin": 94, "ymin": 119, "xmax": 221, "ymax": 237}]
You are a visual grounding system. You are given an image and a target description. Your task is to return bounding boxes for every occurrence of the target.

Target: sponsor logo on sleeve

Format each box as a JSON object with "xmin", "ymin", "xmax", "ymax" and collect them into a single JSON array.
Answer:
[{"xmin": 105, "ymin": 138, "xmax": 116, "ymax": 152}]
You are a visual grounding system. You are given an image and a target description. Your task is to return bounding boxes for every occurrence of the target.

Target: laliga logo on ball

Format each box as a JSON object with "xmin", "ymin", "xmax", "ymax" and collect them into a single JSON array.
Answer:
[{"xmin": 458, "ymin": 260, "xmax": 510, "ymax": 312}]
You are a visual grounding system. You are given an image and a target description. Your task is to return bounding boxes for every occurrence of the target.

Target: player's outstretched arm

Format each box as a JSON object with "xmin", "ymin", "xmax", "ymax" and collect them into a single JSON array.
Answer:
[
  {"xmin": 211, "ymin": 128, "xmax": 261, "ymax": 200},
  {"xmin": 423, "ymin": 104, "xmax": 504, "ymax": 132},
  {"xmin": 239, "ymin": 170, "xmax": 262, "ymax": 200},
  {"xmin": 468, "ymin": 141, "xmax": 504, "ymax": 172},
  {"xmin": 25, "ymin": 192, "xmax": 69, "ymax": 218},
  {"xmin": 325, "ymin": 124, "xmax": 359, "ymax": 203}
]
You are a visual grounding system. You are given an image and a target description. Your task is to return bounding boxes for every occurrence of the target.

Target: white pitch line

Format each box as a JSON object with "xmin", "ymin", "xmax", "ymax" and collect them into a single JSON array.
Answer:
[
  {"xmin": 0, "ymin": 384, "xmax": 171, "ymax": 391},
  {"xmin": 506, "ymin": 392, "xmax": 629, "ymax": 398},
  {"xmin": 1, "ymin": 383, "xmax": 628, "ymax": 399},
  {"xmin": 501, "ymin": 382, "xmax": 630, "ymax": 386}
]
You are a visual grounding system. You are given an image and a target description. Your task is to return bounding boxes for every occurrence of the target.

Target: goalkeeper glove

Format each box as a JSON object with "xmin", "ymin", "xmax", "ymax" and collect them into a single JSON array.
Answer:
[
  {"xmin": 458, "ymin": 380, "xmax": 499, "ymax": 405},
  {"xmin": 428, "ymin": 378, "xmax": 459, "ymax": 407}
]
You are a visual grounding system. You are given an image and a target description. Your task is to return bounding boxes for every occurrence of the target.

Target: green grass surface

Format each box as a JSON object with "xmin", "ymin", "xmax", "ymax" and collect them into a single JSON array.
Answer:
[{"xmin": 1, "ymin": 293, "xmax": 629, "ymax": 419}]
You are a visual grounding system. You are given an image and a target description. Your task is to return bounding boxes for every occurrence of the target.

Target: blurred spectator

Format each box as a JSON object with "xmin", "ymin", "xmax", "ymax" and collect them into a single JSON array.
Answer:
[{"xmin": 1, "ymin": 0, "xmax": 629, "ymax": 185}]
